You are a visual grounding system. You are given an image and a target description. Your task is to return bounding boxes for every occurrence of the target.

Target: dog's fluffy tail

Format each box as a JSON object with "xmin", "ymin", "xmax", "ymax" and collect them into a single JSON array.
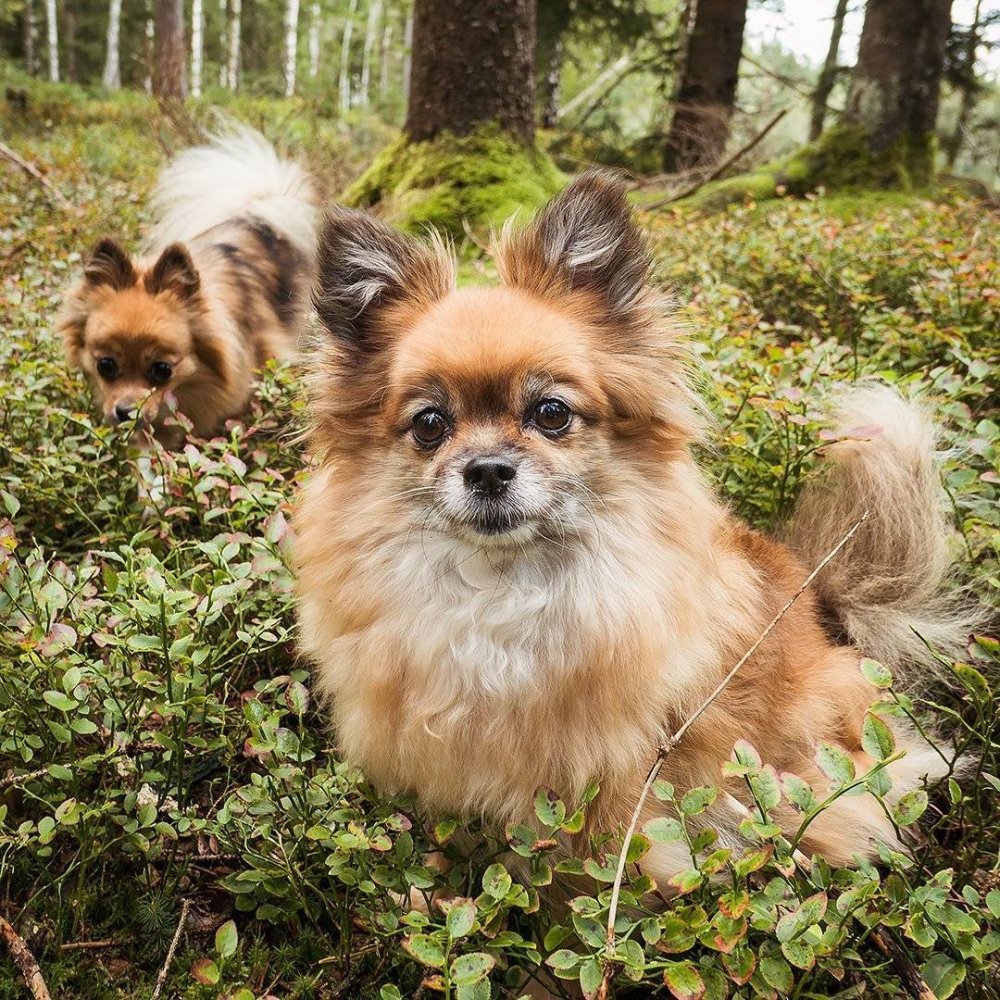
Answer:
[
  {"xmin": 788, "ymin": 384, "xmax": 973, "ymax": 681},
  {"xmin": 146, "ymin": 127, "xmax": 318, "ymax": 259}
]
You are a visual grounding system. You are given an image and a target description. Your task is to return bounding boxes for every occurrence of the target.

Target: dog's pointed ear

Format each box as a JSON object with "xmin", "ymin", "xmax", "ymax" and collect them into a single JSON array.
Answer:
[
  {"xmin": 147, "ymin": 244, "xmax": 200, "ymax": 300},
  {"xmin": 497, "ymin": 171, "xmax": 651, "ymax": 323},
  {"xmin": 313, "ymin": 207, "xmax": 454, "ymax": 352},
  {"xmin": 84, "ymin": 238, "xmax": 138, "ymax": 291}
]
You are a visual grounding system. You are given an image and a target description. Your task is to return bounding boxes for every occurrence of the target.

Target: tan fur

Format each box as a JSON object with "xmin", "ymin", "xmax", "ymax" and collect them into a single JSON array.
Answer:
[
  {"xmin": 296, "ymin": 173, "xmax": 958, "ymax": 890},
  {"xmin": 57, "ymin": 133, "xmax": 316, "ymax": 441}
]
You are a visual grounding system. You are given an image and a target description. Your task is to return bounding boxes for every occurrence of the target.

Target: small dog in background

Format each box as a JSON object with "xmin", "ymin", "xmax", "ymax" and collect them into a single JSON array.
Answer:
[
  {"xmin": 296, "ymin": 172, "xmax": 972, "ymax": 882},
  {"xmin": 58, "ymin": 128, "xmax": 318, "ymax": 441}
]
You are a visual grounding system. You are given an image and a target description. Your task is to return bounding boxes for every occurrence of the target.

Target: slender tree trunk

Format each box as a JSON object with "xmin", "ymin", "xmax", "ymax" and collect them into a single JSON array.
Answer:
[
  {"xmin": 24, "ymin": 0, "xmax": 37, "ymax": 76},
  {"xmin": 359, "ymin": 0, "xmax": 382, "ymax": 108},
  {"xmin": 402, "ymin": 5, "xmax": 413, "ymax": 103},
  {"xmin": 809, "ymin": 0, "xmax": 849, "ymax": 140},
  {"xmin": 45, "ymin": 0, "xmax": 58, "ymax": 82},
  {"xmin": 379, "ymin": 21, "xmax": 393, "ymax": 101},
  {"xmin": 537, "ymin": 0, "xmax": 572, "ymax": 129},
  {"xmin": 662, "ymin": 0, "xmax": 749, "ymax": 172},
  {"xmin": 218, "ymin": 0, "xmax": 227, "ymax": 87},
  {"xmin": 405, "ymin": 0, "xmax": 536, "ymax": 144},
  {"xmin": 844, "ymin": 0, "xmax": 953, "ymax": 184},
  {"xmin": 144, "ymin": 1, "xmax": 154, "ymax": 94},
  {"xmin": 153, "ymin": 0, "xmax": 187, "ymax": 99},
  {"xmin": 339, "ymin": 0, "xmax": 358, "ymax": 114},
  {"xmin": 191, "ymin": 0, "xmax": 204, "ymax": 97},
  {"xmin": 284, "ymin": 0, "xmax": 300, "ymax": 96},
  {"xmin": 102, "ymin": 0, "xmax": 122, "ymax": 89},
  {"xmin": 308, "ymin": 1, "xmax": 322, "ymax": 80},
  {"xmin": 226, "ymin": 0, "xmax": 242, "ymax": 90},
  {"xmin": 943, "ymin": 0, "xmax": 983, "ymax": 169},
  {"xmin": 64, "ymin": 3, "xmax": 77, "ymax": 80}
]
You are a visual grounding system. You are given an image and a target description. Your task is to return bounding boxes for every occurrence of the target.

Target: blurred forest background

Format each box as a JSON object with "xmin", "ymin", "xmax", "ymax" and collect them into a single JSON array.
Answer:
[{"xmin": 1, "ymin": 3, "xmax": 999, "ymax": 1000}]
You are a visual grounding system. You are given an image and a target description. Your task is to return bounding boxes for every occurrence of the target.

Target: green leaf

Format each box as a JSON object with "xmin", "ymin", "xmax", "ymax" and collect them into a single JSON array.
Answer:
[
  {"xmin": 578, "ymin": 956, "xmax": 602, "ymax": 997},
  {"xmin": 127, "ymin": 634, "xmax": 162, "ymax": 652},
  {"xmin": 662, "ymin": 960, "xmax": 706, "ymax": 999},
  {"xmin": 434, "ymin": 817, "xmax": 458, "ymax": 844},
  {"xmin": 780, "ymin": 937, "xmax": 815, "ymax": 971},
  {"xmin": 215, "ymin": 919, "xmax": 238, "ymax": 960},
  {"xmin": 189, "ymin": 958, "xmax": 220, "ymax": 985},
  {"xmin": 450, "ymin": 951, "xmax": 495, "ymax": 986},
  {"xmin": 680, "ymin": 786, "xmax": 717, "ymax": 816},
  {"xmin": 446, "ymin": 898, "xmax": 476, "ymax": 940},
  {"xmin": 42, "ymin": 690, "xmax": 78, "ymax": 712},
  {"xmin": 534, "ymin": 787, "xmax": 566, "ymax": 827},
  {"xmin": 759, "ymin": 953, "xmax": 794, "ymax": 992},
  {"xmin": 545, "ymin": 949, "xmax": 580, "ymax": 972},
  {"xmin": 861, "ymin": 712, "xmax": 895, "ymax": 761},
  {"xmin": 815, "ymin": 742, "xmax": 855, "ymax": 785},
  {"xmin": 860, "ymin": 657, "xmax": 893, "ymax": 688},
  {"xmin": 644, "ymin": 816, "xmax": 684, "ymax": 843},
  {"xmin": 403, "ymin": 933, "xmax": 446, "ymax": 968},
  {"xmin": 749, "ymin": 765, "xmax": 781, "ymax": 811},
  {"xmin": 482, "ymin": 864, "xmax": 512, "ymax": 899},
  {"xmin": 775, "ymin": 893, "xmax": 827, "ymax": 943},
  {"xmin": 781, "ymin": 773, "xmax": 817, "ymax": 812},
  {"xmin": 625, "ymin": 832, "xmax": 651, "ymax": 863},
  {"xmin": 893, "ymin": 789, "xmax": 928, "ymax": 826},
  {"xmin": 921, "ymin": 954, "xmax": 966, "ymax": 999},
  {"xmin": 284, "ymin": 679, "xmax": 310, "ymax": 715}
]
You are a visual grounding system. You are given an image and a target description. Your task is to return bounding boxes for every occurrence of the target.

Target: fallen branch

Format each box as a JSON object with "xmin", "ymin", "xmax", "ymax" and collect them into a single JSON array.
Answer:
[
  {"xmin": 871, "ymin": 927, "xmax": 936, "ymax": 1000},
  {"xmin": 0, "ymin": 914, "xmax": 51, "ymax": 1000},
  {"xmin": 0, "ymin": 768, "xmax": 48, "ymax": 792},
  {"xmin": 150, "ymin": 898, "xmax": 191, "ymax": 1000},
  {"xmin": 0, "ymin": 141, "xmax": 70, "ymax": 209},
  {"xmin": 597, "ymin": 509, "xmax": 870, "ymax": 998},
  {"xmin": 59, "ymin": 939, "xmax": 117, "ymax": 952},
  {"xmin": 646, "ymin": 108, "xmax": 789, "ymax": 211},
  {"xmin": 557, "ymin": 54, "xmax": 631, "ymax": 121}
]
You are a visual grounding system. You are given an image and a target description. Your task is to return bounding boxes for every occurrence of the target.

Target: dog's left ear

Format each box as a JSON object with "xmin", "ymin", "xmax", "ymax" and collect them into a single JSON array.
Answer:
[
  {"xmin": 147, "ymin": 244, "xmax": 200, "ymax": 300},
  {"xmin": 497, "ymin": 170, "xmax": 651, "ymax": 324}
]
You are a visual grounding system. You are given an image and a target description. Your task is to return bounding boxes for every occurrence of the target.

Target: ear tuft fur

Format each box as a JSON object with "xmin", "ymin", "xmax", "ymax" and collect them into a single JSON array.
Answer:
[
  {"xmin": 146, "ymin": 244, "xmax": 200, "ymax": 300},
  {"xmin": 84, "ymin": 238, "xmax": 138, "ymax": 291},
  {"xmin": 313, "ymin": 207, "xmax": 454, "ymax": 350},
  {"xmin": 495, "ymin": 170, "xmax": 652, "ymax": 323}
]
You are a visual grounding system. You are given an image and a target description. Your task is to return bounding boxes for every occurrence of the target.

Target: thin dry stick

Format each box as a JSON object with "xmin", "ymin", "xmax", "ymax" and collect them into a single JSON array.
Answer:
[
  {"xmin": 0, "ymin": 914, "xmax": 51, "ymax": 1000},
  {"xmin": 150, "ymin": 898, "xmax": 191, "ymax": 1000},
  {"xmin": 59, "ymin": 939, "xmax": 116, "ymax": 951},
  {"xmin": 646, "ymin": 108, "xmax": 789, "ymax": 211},
  {"xmin": 871, "ymin": 927, "xmax": 936, "ymax": 1000},
  {"xmin": 0, "ymin": 768, "xmax": 48, "ymax": 792},
  {"xmin": 597, "ymin": 510, "xmax": 870, "ymax": 998},
  {"xmin": 0, "ymin": 141, "xmax": 70, "ymax": 208}
]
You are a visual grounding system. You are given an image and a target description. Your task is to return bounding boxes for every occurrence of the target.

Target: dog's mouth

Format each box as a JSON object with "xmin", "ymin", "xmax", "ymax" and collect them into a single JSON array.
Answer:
[{"xmin": 469, "ymin": 512, "xmax": 525, "ymax": 536}]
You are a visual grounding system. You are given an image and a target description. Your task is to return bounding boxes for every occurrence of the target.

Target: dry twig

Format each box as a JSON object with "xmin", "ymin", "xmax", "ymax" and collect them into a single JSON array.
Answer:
[
  {"xmin": 646, "ymin": 108, "xmax": 789, "ymax": 211},
  {"xmin": 0, "ymin": 914, "xmax": 51, "ymax": 1000},
  {"xmin": 0, "ymin": 141, "xmax": 70, "ymax": 208},
  {"xmin": 151, "ymin": 899, "xmax": 191, "ymax": 1000},
  {"xmin": 596, "ymin": 510, "xmax": 870, "ymax": 998},
  {"xmin": 871, "ymin": 927, "xmax": 937, "ymax": 1000}
]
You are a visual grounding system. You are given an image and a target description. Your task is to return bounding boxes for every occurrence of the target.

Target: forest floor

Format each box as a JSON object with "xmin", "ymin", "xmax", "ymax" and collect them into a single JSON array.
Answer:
[{"xmin": 1, "ymin": 84, "xmax": 998, "ymax": 999}]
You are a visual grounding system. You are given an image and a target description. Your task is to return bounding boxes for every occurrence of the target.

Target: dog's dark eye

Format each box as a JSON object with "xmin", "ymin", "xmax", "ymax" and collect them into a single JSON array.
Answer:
[
  {"xmin": 529, "ymin": 399, "xmax": 573, "ymax": 435},
  {"xmin": 96, "ymin": 357, "xmax": 118, "ymax": 380},
  {"xmin": 411, "ymin": 408, "xmax": 449, "ymax": 448},
  {"xmin": 147, "ymin": 361, "xmax": 173, "ymax": 386}
]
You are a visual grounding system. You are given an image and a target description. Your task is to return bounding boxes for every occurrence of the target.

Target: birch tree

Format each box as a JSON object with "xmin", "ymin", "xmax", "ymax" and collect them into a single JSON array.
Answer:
[
  {"xmin": 102, "ymin": 0, "xmax": 122, "ymax": 89},
  {"xmin": 45, "ymin": 0, "xmax": 58, "ymax": 82},
  {"xmin": 339, "ymin": 0, "xmax": 358, "ymax": 114},
  {"xmin": 379, "ymin": 21, "xmax": 392, "ymax": 101},
  {"xmin": 219, "ymin": 0, "xmax": 227, "ymax": 86},
  {"xmin": 191, "ymin": 0, "xmax": 204, "ymax": 97},
  {"xmin": 284, "ymin": 0, "xmax": 301, "ymax": 97},
  {"xmin": 226, "ymin": 0, "xmax": 242, "ymax": 90},
  {"xmin": 24, "ymin": 0, "xmax": 37, "ymax": 75},
  {"xmin": 359, "ymin": 0, "xmax": 383, "ymax": 107},
  {"xmin": 308, "ymin": 1, "xmax": 322, "ymax": 81}
]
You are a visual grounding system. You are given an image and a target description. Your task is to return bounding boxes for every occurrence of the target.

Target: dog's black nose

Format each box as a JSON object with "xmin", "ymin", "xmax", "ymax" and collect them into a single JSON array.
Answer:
[
  {"xmin": 464, "ymin": 456, "xmax": 517, "ymax": 497},
  {"xmin": 114, "ymin": 403, "xmax": 136, "ymax": 423}
]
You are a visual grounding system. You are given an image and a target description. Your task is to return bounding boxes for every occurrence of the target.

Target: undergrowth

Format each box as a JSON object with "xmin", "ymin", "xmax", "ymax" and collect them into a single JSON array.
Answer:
[{"xmin": 1, "ymin": 85, "xmax": 998, "ymax": 999}]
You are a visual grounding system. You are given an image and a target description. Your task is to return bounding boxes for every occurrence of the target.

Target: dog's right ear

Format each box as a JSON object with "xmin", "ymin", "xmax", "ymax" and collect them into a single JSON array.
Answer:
[
  {"xmin": 313, "ymin": 207, "xmax": 454, "ymax": 353},
  {"xmin": 84, "ymin": 238, "xmax": 137, "ymax": 291}
]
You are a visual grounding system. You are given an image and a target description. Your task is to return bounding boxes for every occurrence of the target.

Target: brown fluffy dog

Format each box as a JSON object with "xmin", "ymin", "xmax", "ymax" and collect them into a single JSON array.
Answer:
[
  {"xmin": 296, "ymin": 173, "xmax": 969, "ymax": 883},
  {"xmin": 58, "ymin": 129, "xmax": 317, "ymax": 441}
]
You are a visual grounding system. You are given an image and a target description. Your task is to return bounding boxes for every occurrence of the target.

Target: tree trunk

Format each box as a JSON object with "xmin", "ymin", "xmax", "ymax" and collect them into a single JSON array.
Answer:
[
  {"xmin": 284, "ymin": 0, "xmax": 300, "ymax": 97},
  {"xmin": 809, "ymin": 0, "xmax": 849, "ymax": 140},
  {"xmin": 226, "ymin": 0, "xmax": 242, "ymax": 91},
  {"xmin": 339, "ymin": 0, "xmax": 358, "ymax": 114},
  {"xmin": 308, "ymin": 1, "xmax": 321, "ymax": 80},
  {"xmin": 24, "ymin": 0, "xmax": 37, "ymax": 76},
  {"xmin": 537, "ymin": 0, "xmax": 571, "ymax": 128},
  {"xmin": 402, "ymin": 5, "xmax": 413, "ymax": 102},
  {"xmin": 63, "ymin": 3, "xmax": 77, "ymax": 80},
  {"xmin": 144, "ymin": 2, "xmax": 154, "ymax": 94},
  {"xmin": 45, "ymin": 0, "xmax": 58, "ymax": 82},
  {"xmin": 942, "ymin": 0, "xmax": 983, "ymax": 169},
  {"xmin": 153, "ymin": 0, "xmax": 187, "ymax": 99},
  {"xmin": 379, "ymin": 21, "xmax": 393, "ymax": 100},
  {"xmin": 662, "ymin": 0, "xmax": 748, "ymax": 172},
  {"xmin": 360, "ymin": 0, "xmax": 382, "ymax": 108},
  {"xmin": 405, "ymin": 0, "xmax": 536, "ymax": 144},
  {"xmin": 191, "ymin": 0, "xmax": 204, "ymax": 97},
  {"xmin": 844, "ymin": 0, "xmax": 953, "ymax": 184},
  {"xmin": 102, "ymin": 0, "xmax": 122, "ymax": 89}
]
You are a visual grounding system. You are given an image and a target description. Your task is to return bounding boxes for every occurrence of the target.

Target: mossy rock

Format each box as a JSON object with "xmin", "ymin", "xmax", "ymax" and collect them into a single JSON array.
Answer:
[
  {"xmin": 681, "ymin": 123, "xmax": 937, "ymax": 213},
  {"xmin": 343, "ymin": 125, "xmax": 564, "ymax": 236}
]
